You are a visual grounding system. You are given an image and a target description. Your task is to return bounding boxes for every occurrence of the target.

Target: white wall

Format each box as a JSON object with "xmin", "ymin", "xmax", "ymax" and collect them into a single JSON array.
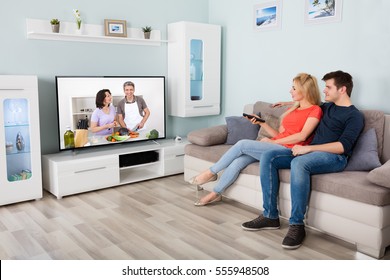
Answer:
[
  {"xmin": 1, "ymin": 0, "xmax": 390, "ymax": 154},
  {"xmin": 209, "ymin": 0, "xmax": 390, "ymax": 122},
  {"xmin": 0, "ymin": 0, "xmax": 210, "ymax": 154}
]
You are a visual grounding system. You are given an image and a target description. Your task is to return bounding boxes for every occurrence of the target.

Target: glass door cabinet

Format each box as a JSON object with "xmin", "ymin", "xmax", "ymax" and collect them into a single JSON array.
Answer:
[
  {"xmin": 168, "ymin": 21, "xmax": 221, "ymax": 117},
  {"xmin": 0, "ymin": 76, "xmax": 42, "ymax": 205}
]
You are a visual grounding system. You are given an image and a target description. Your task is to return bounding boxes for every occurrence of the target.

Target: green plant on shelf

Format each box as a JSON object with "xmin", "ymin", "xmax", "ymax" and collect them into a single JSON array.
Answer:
[
  {"xmin": 50, "ymin": 18, "xmax": 60, "ymax": 25},
  {"xmin": 142, "ymin": 26, "xmax": 152, "ymax": 33}
]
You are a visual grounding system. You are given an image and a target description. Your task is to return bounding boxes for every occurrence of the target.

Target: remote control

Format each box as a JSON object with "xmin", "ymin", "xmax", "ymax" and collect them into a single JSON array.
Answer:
[{"xmin": 243, "ymin": 113, "xmax": 265, "ymax": 123}]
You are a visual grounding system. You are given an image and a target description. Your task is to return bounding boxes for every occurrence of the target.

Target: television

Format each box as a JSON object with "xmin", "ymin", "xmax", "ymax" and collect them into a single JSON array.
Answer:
[{"xmin": 55, "ymin": 76, "xmax": 166, "ymax": 151}]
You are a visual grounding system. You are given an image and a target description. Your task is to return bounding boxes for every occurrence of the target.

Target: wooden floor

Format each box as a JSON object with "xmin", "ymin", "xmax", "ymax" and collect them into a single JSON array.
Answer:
[{"xmin": 0, "ymin": 174, "xmax": 388, "ymax": 260}]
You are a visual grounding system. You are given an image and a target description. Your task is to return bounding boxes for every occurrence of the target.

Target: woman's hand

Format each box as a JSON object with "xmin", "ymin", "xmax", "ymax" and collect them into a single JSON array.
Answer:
[
  {"xmin": 271, "ymin": 101, "xmax": 285, "ymax": 108},
  {"xmin": 106, "ymin": 122, "xmax": 116, "ymax": 129},
  {"xmin": 260, "ymin": 137, "xmax": 274, "ymax": 143},
  {"xmin": 271, "ymin": 101, "xmax": 294, "ymax": 108}
]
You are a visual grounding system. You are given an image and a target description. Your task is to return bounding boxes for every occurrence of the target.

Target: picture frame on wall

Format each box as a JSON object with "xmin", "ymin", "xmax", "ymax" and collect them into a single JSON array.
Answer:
[
  {"xmin": 304, "ymin": 0, "xmax": 343, "ymax": 25},
  {"xmin": 253, "ymin": 0, "xmax": 282, "ymax": 31},
  {"xmin": 104, "ymin": 19, "xmax": 127, "ymax": 37}
]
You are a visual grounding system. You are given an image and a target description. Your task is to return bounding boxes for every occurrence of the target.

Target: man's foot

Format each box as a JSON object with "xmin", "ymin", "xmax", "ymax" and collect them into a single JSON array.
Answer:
[
  {"xmin": 241, "ymin": 214, "xmax": 280, "ymax": 231},
  {"xmin": 189, "ymin": 171, "xmax": 218, "ymax": 186},
  {"xmin": 282, "ymin": 225, "xmax": 306, "ymax": 249}
]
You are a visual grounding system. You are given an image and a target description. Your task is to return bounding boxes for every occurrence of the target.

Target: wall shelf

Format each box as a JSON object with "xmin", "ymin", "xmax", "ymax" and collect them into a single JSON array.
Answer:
[{"xmin": 26, "ymin": 18, "xmax": 167, "ymax": 46}]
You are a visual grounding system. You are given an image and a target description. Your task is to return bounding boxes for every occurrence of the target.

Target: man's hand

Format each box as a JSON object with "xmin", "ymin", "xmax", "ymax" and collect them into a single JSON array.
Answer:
[{"xmin": 291, "ymin": 145, "xmax": 312, "ymax": 156}]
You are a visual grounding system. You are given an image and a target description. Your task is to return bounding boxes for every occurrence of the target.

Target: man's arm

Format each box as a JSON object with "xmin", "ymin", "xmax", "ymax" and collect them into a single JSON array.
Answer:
[{"xmin": 291, "ymin": 142, "xmax": 344, "ymax": 156}]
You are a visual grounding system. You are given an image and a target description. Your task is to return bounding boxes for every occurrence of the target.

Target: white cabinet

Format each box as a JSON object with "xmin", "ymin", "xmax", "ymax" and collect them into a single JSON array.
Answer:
[
  {"xmin": 42, "ymin": 139, "xmax": 187, "ymax": 198},
  {"xmin": 168, "ymin": 21, "xmax": 221, "ymax": 117},
  {"xmin": 0, "ymin": 75, "xmax": 42, "ymax": 205}
]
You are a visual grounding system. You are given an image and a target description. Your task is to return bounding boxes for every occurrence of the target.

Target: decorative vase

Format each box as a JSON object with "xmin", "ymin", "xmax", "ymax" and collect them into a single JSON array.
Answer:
[
  {"xmin": 16, "ymin": 131, "xmax": 25, "ymax": 151},
  {"xmin": 75, "ymin": 21, "xmax": 83, "ymax": 35},
  {"xmin": 51, "ymin": 24, "xmax": 60, "ymax": 33},
  {"xmin": 144, "ymin": 32, "xmax": 151, "ymax": 39}
]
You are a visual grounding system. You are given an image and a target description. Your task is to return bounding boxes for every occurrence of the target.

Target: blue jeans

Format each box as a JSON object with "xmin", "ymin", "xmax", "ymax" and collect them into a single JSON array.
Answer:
[
  {"xmin": 209, "ymin": 139, "xmax": 288, "ymax": 194},
  {"xmin": 260, "ymin": 149, "xmax": 348, "ymax": 225}
]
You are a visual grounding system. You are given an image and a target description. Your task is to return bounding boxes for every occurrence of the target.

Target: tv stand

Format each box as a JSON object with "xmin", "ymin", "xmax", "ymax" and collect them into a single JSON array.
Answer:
[{"xmin": 42, "ymin": 138, "xmax": 187, "ymax": 198}]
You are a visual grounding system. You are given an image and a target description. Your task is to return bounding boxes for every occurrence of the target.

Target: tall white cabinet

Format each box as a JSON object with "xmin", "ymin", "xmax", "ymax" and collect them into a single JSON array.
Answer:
[
  {"xmin": 168, "ymin": 21, "xmax": 221, "ymax": 117},
  {"xmin": 0, "ymin": 75, "xmax": 42, "ymax": 205}
]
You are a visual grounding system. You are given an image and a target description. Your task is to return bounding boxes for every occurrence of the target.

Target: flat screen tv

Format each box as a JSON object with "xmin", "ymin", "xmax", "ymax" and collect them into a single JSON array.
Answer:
[{"xmin": 55, "ymin": 76, "xmax": 166, "ymax": 151}]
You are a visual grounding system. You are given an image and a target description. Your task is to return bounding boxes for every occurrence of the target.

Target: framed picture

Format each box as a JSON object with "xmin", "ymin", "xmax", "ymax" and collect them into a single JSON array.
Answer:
[
  {"xmin": 304, "ymin": 0, "xmax": 343, "ymax": 25},
  {"xmin": 104, "ymin": 19, "xmax": 127, "ymax": 37},
  {"xmin": 253, "ymin": 1, "xmax": 282, "ymax": 31}
]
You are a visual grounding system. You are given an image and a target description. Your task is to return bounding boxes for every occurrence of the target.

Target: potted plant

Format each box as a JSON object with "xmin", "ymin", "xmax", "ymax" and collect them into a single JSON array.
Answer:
[
  {"xmin": 142, "ymin": 26, "xmax": 152, "ymax": 39},
  {"xmin": 50, "ymin": 18, "xmax": 60, "ymax": 33}
]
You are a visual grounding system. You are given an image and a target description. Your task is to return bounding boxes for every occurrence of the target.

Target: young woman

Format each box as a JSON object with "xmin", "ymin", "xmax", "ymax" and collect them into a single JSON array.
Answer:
[
  {"xmin": 190, "ymin": 73, "xmax": 323, "ymax": 206},
  {"xmin": 90, "ymin": 89, "xmax": 117, "ymax": 135}
]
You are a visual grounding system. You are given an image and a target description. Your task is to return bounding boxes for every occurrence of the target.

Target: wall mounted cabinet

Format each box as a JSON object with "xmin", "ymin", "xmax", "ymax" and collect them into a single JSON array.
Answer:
[
  {"xmin": 0, "ymin": 75, "xmax": 42, "ymax": 205},
  {"xmin": 168, "ymin": 21, "xmax": 221, "ymax": 117}
]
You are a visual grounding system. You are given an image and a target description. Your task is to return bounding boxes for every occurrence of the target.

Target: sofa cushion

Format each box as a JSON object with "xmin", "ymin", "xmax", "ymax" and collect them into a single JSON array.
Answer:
[
  {"xmin": 367, "ymin": 160, "xmax": 390, "ymax": 189},
  {"xmin": 225, "ymin": 116, "xmax": 260, "ymax": 145},
  {"xmin": 360, "ymin": 110, "xmax": 385, "ymax": 159},
  {"xmin": 253, "ymin": 101, "xmax": 289, "ymax": 118},
  {"xmin": 344, "ymin": 128, "xmax": 382, "ymax": 171},
  {"xmin": 310, "ymin": 171, "xmax": 390, "ymax": 206},
  {"xmin": 185, "ymin": 144, "xmax": 232, "ymax": 163},
  {"xmin": 257, "ymin": 113, "xmax": 280, "ymax": 140},
  {"xmin": 187, "ymin": 125, "xmax": 227, "ymax": 146}
]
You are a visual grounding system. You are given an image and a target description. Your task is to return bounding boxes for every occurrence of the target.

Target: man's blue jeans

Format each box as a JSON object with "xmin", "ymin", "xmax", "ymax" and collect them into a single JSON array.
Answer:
[
  {"xmin": 209, "ymin": 139, "xmax": 288, "ymax": 194},
  {"xmin": 260, "ymin": 149, "xmax": 348, "ymax": 225}
]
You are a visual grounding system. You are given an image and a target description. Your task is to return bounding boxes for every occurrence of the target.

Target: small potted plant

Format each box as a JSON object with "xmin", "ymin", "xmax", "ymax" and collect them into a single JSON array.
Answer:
[
  {"xmin": 50, "ymin": 18, "xmax": 60, "ymax": 33},
  {"xmin": 142, "ymin": 26, "xmax": 152, "ymax": 39}
]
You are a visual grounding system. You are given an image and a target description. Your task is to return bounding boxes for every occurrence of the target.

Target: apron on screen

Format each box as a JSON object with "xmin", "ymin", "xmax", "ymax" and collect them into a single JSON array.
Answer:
[{"xmin": 124, "ymin": 102, "xmax": 144, "ymax": 131}]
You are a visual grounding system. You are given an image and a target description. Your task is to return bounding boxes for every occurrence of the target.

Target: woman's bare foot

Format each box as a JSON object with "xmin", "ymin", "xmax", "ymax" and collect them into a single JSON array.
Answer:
[{"xmin": 189, "ymin": 170, "xmax": 217, "ymax": 185}]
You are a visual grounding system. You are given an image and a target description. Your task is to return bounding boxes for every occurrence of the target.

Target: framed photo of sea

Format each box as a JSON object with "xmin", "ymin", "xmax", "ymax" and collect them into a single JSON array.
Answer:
[
  {"xmin": 253, "ymin": 0, "xmax": 282, "ymax": 31},
  {"xmin": 304, "ymin": 0, "xmax": 343, "ymax": 25}
]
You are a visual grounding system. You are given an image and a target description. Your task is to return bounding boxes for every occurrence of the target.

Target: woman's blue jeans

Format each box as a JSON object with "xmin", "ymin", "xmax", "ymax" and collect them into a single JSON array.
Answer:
[
  {"xmin": 209, "ymin": 139, "xmax": 288, "ymax": 194},
  {"xmin": 260, "ymin": 149, "xmax": 348, "ymax": 225}
]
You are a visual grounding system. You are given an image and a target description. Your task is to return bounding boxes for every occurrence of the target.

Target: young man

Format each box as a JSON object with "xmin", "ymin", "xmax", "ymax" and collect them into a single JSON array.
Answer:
[{"xmin": 241, "ymin": 70, "xmax": 365, "ymax": 249}]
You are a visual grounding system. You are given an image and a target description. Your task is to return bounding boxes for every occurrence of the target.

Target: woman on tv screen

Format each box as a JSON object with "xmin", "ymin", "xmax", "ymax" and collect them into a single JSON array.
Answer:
[{"xmin": 90, "ymin": 89, "xmax": 117, "ymax": 136}]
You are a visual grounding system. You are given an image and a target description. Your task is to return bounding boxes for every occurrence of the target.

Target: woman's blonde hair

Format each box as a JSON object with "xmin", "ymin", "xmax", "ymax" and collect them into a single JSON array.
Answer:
[{"xmin": 280, "ymin": 73, "xmax": 322, "ymax": 119}]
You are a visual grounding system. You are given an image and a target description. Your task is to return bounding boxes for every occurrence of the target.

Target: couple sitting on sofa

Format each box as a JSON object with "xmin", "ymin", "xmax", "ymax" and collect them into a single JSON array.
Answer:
[{"xmin": 189, "ymin": 70, "xmax": 364, "ymax": 249}]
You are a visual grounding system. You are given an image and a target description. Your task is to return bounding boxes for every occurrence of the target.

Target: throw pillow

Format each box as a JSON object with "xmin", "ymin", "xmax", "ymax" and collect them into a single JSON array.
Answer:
[
  {"xmin": 225, "ymin": 116, "xmax": 260, "ymax": 145},
  {"xmin": 344, "ymin": 128, "xmax": 382, "ymax": 171},
  {"xmin": 257, "ymin": 113, "xmax": 280, "ymax": 140},
  {"xmin": 367, "ymin": 160, "xmax": 390, "ymax": 189}
]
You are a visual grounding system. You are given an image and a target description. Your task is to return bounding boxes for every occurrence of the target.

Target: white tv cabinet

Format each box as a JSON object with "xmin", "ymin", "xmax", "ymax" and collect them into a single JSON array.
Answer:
[{"xmin": 42, "ymin": 138, "xmax": 187, "ymax": 199}]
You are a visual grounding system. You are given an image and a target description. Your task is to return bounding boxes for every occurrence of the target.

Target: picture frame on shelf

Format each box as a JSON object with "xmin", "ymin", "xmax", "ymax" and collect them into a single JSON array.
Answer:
[
  {"xmin": 253, "ymin": 0, "xmax": 282, "ymax": 31},
  {"xmin": 104, "ymin": 19, "xmax": 127, "ymax": 37},
  {"xmin": 304, "ymin": 0, "xmax": 343, "ymax": 25}
]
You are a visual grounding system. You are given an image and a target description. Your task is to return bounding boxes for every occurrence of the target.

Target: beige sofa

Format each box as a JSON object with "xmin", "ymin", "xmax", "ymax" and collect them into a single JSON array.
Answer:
[{"xmin": 184, "ymin": 101, "xmax": 390, "ymax": 259}]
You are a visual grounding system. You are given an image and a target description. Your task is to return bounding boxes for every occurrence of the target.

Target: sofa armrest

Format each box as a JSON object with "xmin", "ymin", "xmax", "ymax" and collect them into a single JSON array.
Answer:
[{"xmin": 187, "ymin": 125, "xmax": 228, "ymax": 146}]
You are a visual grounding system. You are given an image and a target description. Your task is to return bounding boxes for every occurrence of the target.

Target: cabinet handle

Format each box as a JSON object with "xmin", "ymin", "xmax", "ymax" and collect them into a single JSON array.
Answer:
[
  {"xmin": 0, "ymin": 89, "xmax": 25, "ymax": 91},
  {"xmin": 193, "ymin": 105, "xmax": 213, "ymax": 108},
  {"xmin": 74, "ymin": 166, "xmax": 107, "ymax": 174}
]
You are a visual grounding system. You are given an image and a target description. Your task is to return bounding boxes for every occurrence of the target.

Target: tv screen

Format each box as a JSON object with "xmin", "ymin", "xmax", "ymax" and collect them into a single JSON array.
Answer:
[{"xmin": 55, "ymin": 76, "xmax": 166, "ymax": 151}]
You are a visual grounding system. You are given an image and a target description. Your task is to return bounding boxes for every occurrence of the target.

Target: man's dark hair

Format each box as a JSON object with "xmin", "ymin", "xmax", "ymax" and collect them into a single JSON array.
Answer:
[{"xmin": 322, "ymin": 70, "xmax": 353, "ymax": 97}]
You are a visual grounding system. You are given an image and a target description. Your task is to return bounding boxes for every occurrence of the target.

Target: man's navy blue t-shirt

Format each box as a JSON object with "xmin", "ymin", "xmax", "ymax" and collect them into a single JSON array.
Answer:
[{"xmin": 310, "ymin": 102, "xmax": 364, "ymax": 156}]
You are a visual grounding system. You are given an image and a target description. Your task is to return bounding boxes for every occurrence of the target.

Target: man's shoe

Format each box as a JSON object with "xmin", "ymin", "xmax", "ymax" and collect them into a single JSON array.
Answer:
[
  {"xmin": 282, "ymin": 225, "xmax": 306, "ymax": 249},
  {"xmin": 241, "ymin": 214, "xmax": 280, "ymax": 231}
]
